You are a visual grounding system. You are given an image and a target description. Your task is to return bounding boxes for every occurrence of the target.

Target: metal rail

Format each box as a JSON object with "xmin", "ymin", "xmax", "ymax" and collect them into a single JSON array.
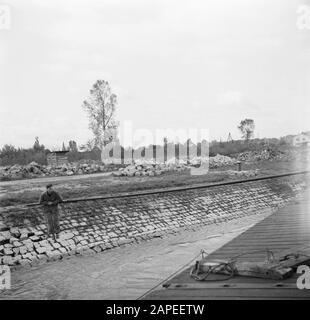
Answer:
[{"xmin": 26, "ymin": 170, "xmax": 309, "ymax": 207}]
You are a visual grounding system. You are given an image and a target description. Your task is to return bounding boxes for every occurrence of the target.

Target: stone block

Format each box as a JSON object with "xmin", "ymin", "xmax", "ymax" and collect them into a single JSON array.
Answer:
[
  {"xmin": 35, "ymin": 247, "xmax": 47, "ymax": 254},
  {"xmin": 29, "ymin": 236, "xmax": 40, "ymax": 242},
  {"xmin": 3, "ymin": 248, "xmax": 14, "ymax": 255},
  {"xmin": 19, "ymin": 246, "xmax": 28, "ymax": 255},
  {"xmin": 19, "ymin": 233, "xmax": 29, "ymax": 240},
  {"xmin": 2, "ymin": 256, "xmax": 14, "ymax": 265},
  {"xmin": 52, "ymin": 242, "xmax": 61, "ymax": 249}
]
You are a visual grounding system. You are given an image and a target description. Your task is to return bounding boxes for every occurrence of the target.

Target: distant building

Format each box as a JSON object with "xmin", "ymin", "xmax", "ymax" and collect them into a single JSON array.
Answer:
[
  {"xmin": 47, "ymin": 151, "xmax": 69, "ymax": 166},
  {"xmin": 292, "ymin": 133, "xmax": 310, "ymax": 147}
]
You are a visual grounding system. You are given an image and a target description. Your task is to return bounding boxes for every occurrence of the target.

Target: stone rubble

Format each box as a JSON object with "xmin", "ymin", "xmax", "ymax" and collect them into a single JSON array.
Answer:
[
  {"xmin": 0, "ymin": 160, "xmax": 119, "ymax": 181},
  {"xmin": 114, "ymin": 161, "xmax": 188, "ymax": 177},
  {"xmin": 115, "ymin": 154, "xmax": 239, "ymax": 177},
  {"xmin": 208, "ymin": 154, "xmax": 238, "ymax": 168},
  {"xmin": 0, "ymin": 153, "xmax": 242, "ymax": 181},
  {"xmin": 236, "ymin": 148, "xmax": 286, "ymax": 162}
]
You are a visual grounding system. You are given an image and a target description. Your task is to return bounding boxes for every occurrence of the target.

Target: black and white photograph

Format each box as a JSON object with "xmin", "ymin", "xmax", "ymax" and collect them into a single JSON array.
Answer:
[{"xmin": 0, "ymin": 0, "xmax": 310, "ymax": 308}]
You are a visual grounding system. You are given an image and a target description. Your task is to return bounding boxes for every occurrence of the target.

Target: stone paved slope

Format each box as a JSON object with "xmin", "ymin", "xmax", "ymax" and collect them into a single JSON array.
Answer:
[{"xmin": 0, "ymin": 174, "xmax": 308, "ymax": 270}]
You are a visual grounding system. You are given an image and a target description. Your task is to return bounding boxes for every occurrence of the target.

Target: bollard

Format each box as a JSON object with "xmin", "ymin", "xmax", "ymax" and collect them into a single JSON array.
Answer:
[{"xmin": 237, "ymin": 161, "xmax": 242, "ymax": 171}]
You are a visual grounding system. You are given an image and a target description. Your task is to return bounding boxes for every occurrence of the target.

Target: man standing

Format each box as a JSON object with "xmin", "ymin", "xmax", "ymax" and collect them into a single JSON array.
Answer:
[{"xmin": 39, "ymin": 184, "xmax": 63, "ymax": 241}]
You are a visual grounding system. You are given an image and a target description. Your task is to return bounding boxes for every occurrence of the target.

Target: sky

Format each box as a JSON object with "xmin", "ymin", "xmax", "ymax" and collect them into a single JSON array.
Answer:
[{"xmin": 0, "ymin": 0, "xmax": 310, "ymax": 149}]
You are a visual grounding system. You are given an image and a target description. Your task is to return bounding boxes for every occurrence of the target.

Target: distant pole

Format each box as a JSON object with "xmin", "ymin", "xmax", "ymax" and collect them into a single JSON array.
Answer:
[
  {"xmin": 227, "ymin": 132, "xmax": 233, "ymax": 143},
  {"xmin": 237, "ymin": 161, "xmax": 242, "ymax": 171}
]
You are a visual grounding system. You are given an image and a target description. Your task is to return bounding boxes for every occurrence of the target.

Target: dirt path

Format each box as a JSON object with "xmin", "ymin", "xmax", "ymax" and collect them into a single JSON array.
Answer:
[{"xmin": 0, "ymin": 171, "xmax": 115, "ymax": 187}]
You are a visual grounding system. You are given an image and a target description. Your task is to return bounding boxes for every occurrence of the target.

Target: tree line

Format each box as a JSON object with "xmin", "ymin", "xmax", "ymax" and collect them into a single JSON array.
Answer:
[
  {"xmin": 0, "ymin": 79, "xmax": 293, "ymax": 166},
  {"xmin": 0, "ymin": 137, "xmax": 101, "ymax": 166},
  {"xmin": 0, "ymin": 136, "xmax": 291, "ymax": 167}
]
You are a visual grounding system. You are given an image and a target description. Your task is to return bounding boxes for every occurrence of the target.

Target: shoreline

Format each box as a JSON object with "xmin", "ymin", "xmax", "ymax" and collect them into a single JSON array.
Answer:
[{"xmin": 0, "ymin": 210, "xmax": 273, "ymax": 300}]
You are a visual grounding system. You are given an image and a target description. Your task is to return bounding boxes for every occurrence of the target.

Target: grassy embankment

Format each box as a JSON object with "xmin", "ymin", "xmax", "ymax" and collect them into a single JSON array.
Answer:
[{"xmin": 0, "ymin": 156, "xmax": 308, "ymax": 208}]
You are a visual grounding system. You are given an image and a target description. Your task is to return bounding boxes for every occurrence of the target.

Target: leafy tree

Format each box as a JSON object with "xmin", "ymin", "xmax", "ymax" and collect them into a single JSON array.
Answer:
[
  {"xmin": 0, "ymin": 144, "xmax": 17, "ymax": 160},
  {"xmin": 0, "ymin": 143, "xmax": 47, "ymax": 166},
  {"xmin": 33, "ymin": 137, "xmax": 45, "ymax": 151},
  {"xmin": 238, "ymin": 119, "xmax": 255, "ymax": 141},
  {"xmin": 68, "ymin": 140, "xmax": 78, "ymax": 152},
  {"xmin": 82, "ymin": 80, "xmax": 118, "ymax": 149}
]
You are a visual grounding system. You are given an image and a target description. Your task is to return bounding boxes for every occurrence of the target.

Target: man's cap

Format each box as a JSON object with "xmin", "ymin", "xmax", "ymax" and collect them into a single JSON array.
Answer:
[{"xmin": 46, "ymin": 183, "xmax": 53, "ymax": 189}]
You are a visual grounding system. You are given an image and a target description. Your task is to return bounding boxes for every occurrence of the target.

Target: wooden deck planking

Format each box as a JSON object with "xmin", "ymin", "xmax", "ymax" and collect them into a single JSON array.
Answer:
[{"xmin": 144, "ymin": 192, "xmax": 310, "ymax": 299}]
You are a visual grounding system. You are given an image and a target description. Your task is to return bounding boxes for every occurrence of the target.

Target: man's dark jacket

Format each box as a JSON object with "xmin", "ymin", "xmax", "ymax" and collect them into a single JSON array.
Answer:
[{"xmin": 39, "ymin": 190, "xmax": 63, "ymax": 214}]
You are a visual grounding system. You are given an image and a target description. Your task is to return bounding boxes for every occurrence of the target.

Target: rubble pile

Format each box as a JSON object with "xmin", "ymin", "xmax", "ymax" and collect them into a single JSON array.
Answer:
[
  {"xmin": 188, "ymin": 154, "xmax": 237, "ymax": 168},
  {"xmin": 0, "ymin": 148, "xmax": 294, "ymax": 181},
  {"xmin": 114, "ymin": 154, "xmax": 238, "ymax": 177},
  {"xmin": 0, "ymin": 161, "xmax": 110, "ymax": 181},
  {"xmin": 114, "ymin": 161, "xmax": 188, "ymax": 177},
  {"xmin": 208, "ymin": 154, "xmax": 238, "ymax": 168},
  {"xmin": 237, "ymin": 148, "xmax": 286, "ymax": 162}
]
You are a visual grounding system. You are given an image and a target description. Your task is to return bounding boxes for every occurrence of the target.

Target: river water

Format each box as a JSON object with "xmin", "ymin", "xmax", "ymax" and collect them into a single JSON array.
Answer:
[{"xmin": 0, "ymin": 213, "xmax": 271, "ymax": 300}]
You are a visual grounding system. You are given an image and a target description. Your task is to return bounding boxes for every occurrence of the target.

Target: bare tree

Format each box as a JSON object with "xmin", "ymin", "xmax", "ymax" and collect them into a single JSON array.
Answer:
[
  {"xmin": 79, "ymin": 140, "xmax": 96, "ymax": 152},
  {"xmin": 82, "ymin": 80, "xmax": 118, "ymax": 149},
  {"xmin": 238, "ymin": 119, "xmax": 255, "ymax": 141}
]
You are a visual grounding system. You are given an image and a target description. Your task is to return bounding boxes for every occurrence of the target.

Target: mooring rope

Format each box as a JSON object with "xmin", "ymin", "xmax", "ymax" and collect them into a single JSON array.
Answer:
[
  {"xmin": 189, "ymin": 248, "xmax": 276, "ymax": 282},
  {"xmin": 137, "ymin": 246, "xmax": 310, "ymax": 299},
  {"xmin": 137, "ymin": 248, "xmax": 277, "ymax": 299},
  {"xmin": 136, "ymin": 249, "xmax": 207, "ymax": 300}
]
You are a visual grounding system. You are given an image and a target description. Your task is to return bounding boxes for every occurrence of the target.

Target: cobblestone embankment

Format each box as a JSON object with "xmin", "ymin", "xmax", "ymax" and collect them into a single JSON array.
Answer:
[{"xmin": 0, "ymin": 174, "xmax": 308, "ymax": 270}]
